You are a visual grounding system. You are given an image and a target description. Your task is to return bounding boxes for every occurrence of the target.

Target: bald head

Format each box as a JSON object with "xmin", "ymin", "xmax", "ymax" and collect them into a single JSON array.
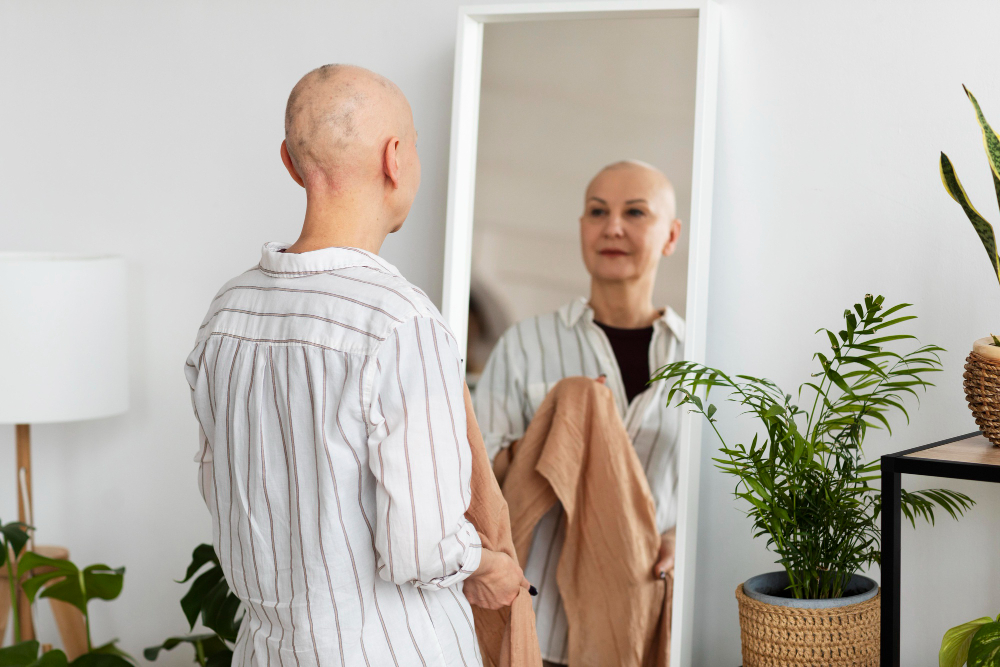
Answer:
[
  {"xmin": 284, "ymin": 64, "xmax": 415, "ymax": 187},
  {"xmin": 579, "ymin": 159, "xmax": 682, "ymax": 288},
  {"xmin": 585, "ymin": 160, "xmax": 676, "ymax": 220}
]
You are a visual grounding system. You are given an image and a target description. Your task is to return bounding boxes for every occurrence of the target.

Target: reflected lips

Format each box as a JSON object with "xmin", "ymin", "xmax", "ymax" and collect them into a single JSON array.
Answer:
[{"xmin": 599, "ymin": 249, "xmax": 627, "ymax": 256}]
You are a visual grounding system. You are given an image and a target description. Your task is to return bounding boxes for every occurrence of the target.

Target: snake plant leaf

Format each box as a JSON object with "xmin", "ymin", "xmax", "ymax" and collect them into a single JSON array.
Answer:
[
  {"xmin": 941, "ymin": 151, "xmax": 1000, "ymax": 285},
  {"xmin": 965, "ymin": 86, "xmax": 1000, "ymax": 212},
  {"xmin": 968, "ymin": 620, "xmax": 1000, "ymax": 667}
]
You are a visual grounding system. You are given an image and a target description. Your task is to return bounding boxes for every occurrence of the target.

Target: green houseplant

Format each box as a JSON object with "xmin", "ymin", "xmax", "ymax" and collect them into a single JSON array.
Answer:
[
  {"xmin": 0, "ymin": 533, "xmax": 129, "ymax": 667},
  {"xmin": 940, "ymin": 614, "xmax": 1000, "ymax": 667},
  {"xmin": 940, "ymin": 86, "xmax": 1000, "ymax": 445},
  {"xmin": 652, "ymin": 295, "xmax": 974, "ymax": 666},
  {"xmin": 0, "ymin": 519, "xmax": 70, "ymax": 667},
  {"xmin": 1, "ymin": 518, "xmax": 32, "ymax": 643},
  {"xmin": 18, "ymin": 553, "xmax": 131, "ymax": 667},
  {"xmin": 145, "ymin": 544, "xmax": 241, "ymax": 667}
]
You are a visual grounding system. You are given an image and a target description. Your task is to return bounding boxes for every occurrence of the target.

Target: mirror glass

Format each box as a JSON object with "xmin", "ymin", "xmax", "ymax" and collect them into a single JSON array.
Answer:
[
  {"xmin": 467, "ymin": 16, "xmax": 697, "ymax": 381},
  {"xmin": 464, "ymin": 14, "xmax": 702, "ymax": 665}
]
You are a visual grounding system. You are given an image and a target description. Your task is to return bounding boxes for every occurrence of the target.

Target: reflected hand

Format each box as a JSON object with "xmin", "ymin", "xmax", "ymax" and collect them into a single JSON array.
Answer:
[
  {"xmin": 464, "ymin": 549, "xmax": 534, "ymax": 610},
  {"xmin": 596, "ymin": 374, "xmax": 607, "ymax": 384},
  {"xmin": 653, "ymin": 527, "xmax": 676, "ymax": 579}
]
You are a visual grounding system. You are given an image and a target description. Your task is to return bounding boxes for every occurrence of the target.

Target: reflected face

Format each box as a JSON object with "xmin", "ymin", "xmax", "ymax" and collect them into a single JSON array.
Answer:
[{"xmin": 579, "ymin": 165, "xmax": 681, "ymax": 284}]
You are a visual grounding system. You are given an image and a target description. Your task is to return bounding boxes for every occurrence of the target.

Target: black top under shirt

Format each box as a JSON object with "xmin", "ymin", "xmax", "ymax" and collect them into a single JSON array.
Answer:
[{"xmin": 594, "ymin": 321, "xmax": 654, "ymax": 404}]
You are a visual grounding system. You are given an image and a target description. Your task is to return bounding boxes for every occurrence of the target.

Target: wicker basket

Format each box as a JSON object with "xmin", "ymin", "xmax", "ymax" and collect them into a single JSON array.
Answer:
[
  {"xmin": 964, "ymin": 349, "xmax": 1000, "ymax": 446},
  {"xmin": 735, "ymin": 584, "xmax": 880, "ymax": 667}
]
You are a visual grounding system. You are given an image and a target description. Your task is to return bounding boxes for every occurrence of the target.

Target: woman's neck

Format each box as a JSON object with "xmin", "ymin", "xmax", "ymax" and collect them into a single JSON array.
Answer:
[{"xmin": 588, "ymin": 278, "xmax": 660, "ymax": 329}]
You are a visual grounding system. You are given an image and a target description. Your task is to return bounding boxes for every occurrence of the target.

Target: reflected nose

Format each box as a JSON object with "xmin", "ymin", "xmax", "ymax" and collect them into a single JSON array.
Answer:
[{"xmin": 603, "ymin": 214, "xmax": 626, "ymax": 237}]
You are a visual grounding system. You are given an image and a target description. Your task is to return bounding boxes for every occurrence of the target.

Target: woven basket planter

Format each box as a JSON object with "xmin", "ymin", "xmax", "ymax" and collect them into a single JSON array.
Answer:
[
  {"xmin": 736, "ymin": 583, "xmax": 880, "ymax": 667},
  {"xmin": 964, "ymin": 337, "xmax": 1000, "ymax": 446}
]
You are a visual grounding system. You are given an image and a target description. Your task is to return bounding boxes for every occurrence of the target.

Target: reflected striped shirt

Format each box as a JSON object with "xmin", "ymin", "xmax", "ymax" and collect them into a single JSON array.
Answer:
[
  {"xmin": 473, "ymin": 299, "xmax": 684, "ymax": 665},
  {"xmin": 185, "ymin": 242, "xmax": 483, "ymax": 667}
]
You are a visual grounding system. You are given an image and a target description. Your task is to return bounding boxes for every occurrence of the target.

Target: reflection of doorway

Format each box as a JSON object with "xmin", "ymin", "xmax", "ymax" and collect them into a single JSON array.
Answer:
[{"xmin": 466, "ymin": 277, "xmax": 513, "ymax": 386}]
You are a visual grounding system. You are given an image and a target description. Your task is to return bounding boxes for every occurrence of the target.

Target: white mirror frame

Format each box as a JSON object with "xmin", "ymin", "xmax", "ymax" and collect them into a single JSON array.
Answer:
[{"xmin": 441, "ymin": 3, "xmax": 719, "ymax": 665}]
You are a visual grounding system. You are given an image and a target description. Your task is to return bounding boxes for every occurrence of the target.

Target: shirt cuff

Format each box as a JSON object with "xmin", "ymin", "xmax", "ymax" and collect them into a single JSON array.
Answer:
[{"xmin": 413, "ymin": 523, "xmax": 483, "ymax": 590}]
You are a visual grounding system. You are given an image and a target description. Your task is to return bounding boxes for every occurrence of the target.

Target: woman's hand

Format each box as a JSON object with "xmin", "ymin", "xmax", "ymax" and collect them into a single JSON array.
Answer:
[
  {"xmin": 463, "ymin": 549, "xmax": 534, "ymax": 610},
  {"xmin": 653, "ymin": 527, "xmax": 676, "ymax": 579}
]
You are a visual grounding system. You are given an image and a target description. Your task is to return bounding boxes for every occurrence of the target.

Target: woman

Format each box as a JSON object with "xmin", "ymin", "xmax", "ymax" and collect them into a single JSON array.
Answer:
[{"xmin": 474, "ymin": 159, "xmax": 685, "ymax": 666}]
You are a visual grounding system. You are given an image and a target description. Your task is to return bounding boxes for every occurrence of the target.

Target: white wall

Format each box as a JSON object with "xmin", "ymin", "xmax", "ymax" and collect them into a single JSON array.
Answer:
[
  {"xmin": 697, "ymin": 2, "xmax": 1000, "ymax": 665},
  {"xmin": 1, "ymin": 2, "xmax": 999, "ymax": 666}
]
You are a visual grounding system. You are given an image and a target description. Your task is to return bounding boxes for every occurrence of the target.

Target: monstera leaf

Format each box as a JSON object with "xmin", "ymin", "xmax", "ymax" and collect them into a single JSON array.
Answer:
[
  {"xmin": 0, "ymin": 521, "xmax": 31, "ymax": 567},
  {"xmin": 177, "ymin": 545, "xmax": 242, "ymax": 642},
  {"xmin": 0, "ymin": 641, "xmax": 68, "ymax": 667},
  {"xmin": 144, "ymin": 634, "xmax": 232, "ymax": 667},
  {"xmin": 18, "ymin": 553, "xmax": 124, "ymax": 616}
]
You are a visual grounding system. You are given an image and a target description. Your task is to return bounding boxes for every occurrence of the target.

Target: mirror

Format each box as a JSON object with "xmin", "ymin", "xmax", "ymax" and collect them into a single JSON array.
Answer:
[{"xmin": 443, "ymin": 4, "xmax": 719, "ymax": 666}]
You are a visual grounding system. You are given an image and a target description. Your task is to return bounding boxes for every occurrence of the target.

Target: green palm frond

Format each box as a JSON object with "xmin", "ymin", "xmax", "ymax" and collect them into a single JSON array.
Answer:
[{"xmin": 652, "ymin": 296, "xmax": 974, "ymax": 600}]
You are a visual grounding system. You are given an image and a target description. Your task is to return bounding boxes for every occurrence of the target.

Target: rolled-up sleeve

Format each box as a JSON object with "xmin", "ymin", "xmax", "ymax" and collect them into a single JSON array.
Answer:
[{"xmin": 368, "ymin": 316, "xmax": 481, "ymax": 589}]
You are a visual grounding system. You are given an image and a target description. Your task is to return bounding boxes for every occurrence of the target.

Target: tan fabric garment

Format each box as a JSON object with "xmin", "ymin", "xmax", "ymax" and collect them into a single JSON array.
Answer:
[
  {"xmin": 464, "ymin": 383, "xmax": 544, "ymax": 667},
  {"xmin": 501, "ymin": 377, "xmax": 672, "ymax": 667}
]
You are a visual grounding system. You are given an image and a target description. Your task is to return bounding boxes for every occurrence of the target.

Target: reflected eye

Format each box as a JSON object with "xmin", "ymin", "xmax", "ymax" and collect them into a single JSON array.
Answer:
[
  {"xmin": 589, "ymin": 208, "xmax": 607, "ymax": 217},
  {"xmin": 627, "ymin": 208, "xmax": 646, "ymax": 217}
]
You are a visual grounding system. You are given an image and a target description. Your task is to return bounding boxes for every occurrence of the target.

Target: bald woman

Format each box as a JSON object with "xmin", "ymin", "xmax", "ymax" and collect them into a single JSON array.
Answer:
[
  {"xmin": 186, "ymin": 65, "xmax": 528, "ymax": 667},
  {"xmin": 473, "ymin": 161, "xmax": 686, "ymax": 666}
]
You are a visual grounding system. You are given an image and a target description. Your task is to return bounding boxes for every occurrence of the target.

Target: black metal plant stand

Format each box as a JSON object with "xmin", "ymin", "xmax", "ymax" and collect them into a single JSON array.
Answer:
[{"xmin": 881, "ymin": 431, "xmax": 1000, "ymax": 666}]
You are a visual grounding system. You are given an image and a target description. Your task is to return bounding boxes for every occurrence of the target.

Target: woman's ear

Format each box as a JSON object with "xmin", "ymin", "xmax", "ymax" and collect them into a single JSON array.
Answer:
[
  {"xmin": 280, "ymin": 140, "xmax": 305, "ymax": 188},
  {"xmin": 383, "ymin": 136, "xmax": 402, "ymax": 188},
  {"xmin": 662, "ymin": 218, "xmax": 682, "ymax": 256}
]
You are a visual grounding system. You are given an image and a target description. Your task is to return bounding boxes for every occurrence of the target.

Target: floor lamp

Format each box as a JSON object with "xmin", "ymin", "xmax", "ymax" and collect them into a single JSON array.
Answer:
[{"xmin": 0, "ymin": 253, "xmax": 128, "ymax": 649}]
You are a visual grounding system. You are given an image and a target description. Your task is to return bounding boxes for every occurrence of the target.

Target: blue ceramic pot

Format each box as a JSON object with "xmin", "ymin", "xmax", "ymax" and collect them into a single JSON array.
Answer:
[{"xmin": 742, "ymin": 571, "xmax": 879, "ymax": 609}]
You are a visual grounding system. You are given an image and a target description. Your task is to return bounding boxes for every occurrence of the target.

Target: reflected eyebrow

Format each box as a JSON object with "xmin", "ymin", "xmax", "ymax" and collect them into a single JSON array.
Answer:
[
  {"xmin": 625, "ymin": 199, "xmax": 649, "ymax": 205},
  {"xmin": 587, "ymin": 197, "xmax": 608, "ymax": 204}
]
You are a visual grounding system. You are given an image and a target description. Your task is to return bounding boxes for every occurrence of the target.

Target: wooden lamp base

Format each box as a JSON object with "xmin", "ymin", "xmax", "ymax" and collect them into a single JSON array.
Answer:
[{"xmin": 3, "ymin": 425, "xmax": 88, "ymax": 658}]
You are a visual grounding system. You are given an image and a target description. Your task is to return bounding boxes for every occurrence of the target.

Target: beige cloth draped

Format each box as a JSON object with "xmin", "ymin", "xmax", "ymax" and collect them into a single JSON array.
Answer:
[
  {"xmin": 464, "ymin": 383, "xmax": 543, "ymax": 667},
  {"xmin": 497, "ymin": 377, "xmax": 672, "ymax": 667}
]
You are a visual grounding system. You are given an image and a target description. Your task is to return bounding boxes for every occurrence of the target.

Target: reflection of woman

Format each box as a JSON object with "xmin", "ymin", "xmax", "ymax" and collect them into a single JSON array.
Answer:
[{"xmin": 474, "ymin": 160, "xmax": 685, "ymax": 666}]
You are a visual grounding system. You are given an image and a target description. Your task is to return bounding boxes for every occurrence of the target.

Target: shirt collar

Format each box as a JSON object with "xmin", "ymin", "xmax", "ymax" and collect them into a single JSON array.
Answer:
[
  {"xmin": 558, "ymin": 296, "xmax": 686, "ymax": 343},
  {"xmin": 257, "ymin": 242, "xmax": 402, "ymax": 278}
]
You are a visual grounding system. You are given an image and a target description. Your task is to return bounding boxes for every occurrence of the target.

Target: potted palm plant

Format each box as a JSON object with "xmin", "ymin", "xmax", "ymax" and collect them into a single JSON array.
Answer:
[
  {"xmin": 652, "ymin": 295, "xmax": 974, "ymax": 667},
  {"xmin": 940, "ymin": 86, "xmax": 1000, "ymax": 445}
]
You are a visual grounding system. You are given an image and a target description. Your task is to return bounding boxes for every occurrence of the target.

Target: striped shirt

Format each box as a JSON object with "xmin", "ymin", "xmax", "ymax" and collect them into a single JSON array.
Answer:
[
  {"xmin": 185, "ymin": 242, "xmax": 483, "ymax": 667},
  {"xmin": 473, "ymin": 299, "xmax": 685, "ymax": 665}
]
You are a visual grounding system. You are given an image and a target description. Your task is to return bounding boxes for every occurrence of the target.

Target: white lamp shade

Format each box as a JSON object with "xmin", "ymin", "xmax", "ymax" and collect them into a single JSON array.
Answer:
[{"xmin": 0, "ymin": 253, "xmax": 128, "ymax": 424}]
